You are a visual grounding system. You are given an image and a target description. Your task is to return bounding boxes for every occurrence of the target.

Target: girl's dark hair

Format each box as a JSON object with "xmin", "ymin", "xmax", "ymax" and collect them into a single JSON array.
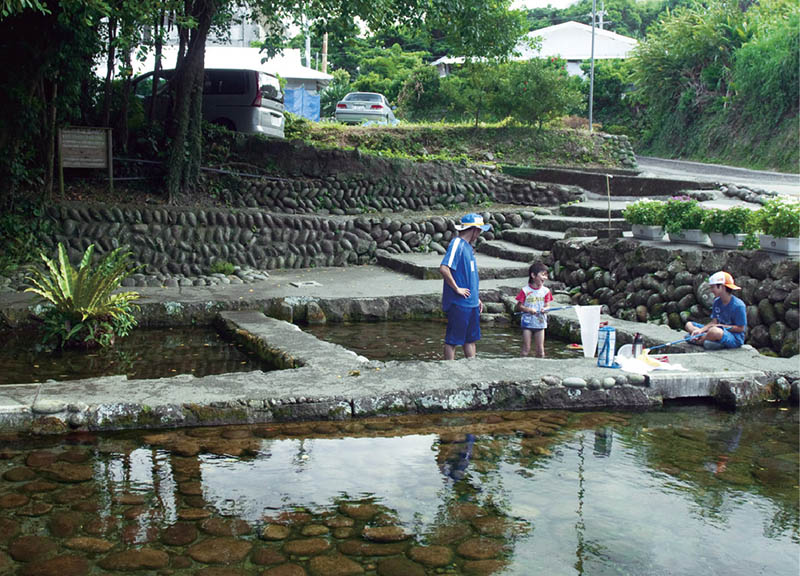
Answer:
[{"xmin": 529, "ymin": 261, "xmax": 548, "ymax": 278}]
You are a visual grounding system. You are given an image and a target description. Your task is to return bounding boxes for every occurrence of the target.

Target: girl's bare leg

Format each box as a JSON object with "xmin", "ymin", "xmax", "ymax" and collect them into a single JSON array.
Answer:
[
  {"xmin": 534, "ymin": 330, "xmax": 546, "ymax": 358},
  {"xmin": 521, "ymin": 329, "xmax": 532, "ymax": 357}
]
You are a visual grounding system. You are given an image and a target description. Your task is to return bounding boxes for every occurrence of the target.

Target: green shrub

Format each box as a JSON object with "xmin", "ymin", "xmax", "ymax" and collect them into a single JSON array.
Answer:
[
  {"xmin": 662, "ymin": 196, "xmax": 704, "ymax": 234},
  {"xmin": 700, "ymin": 206, "xmax": 755, "ymax": 235},
  {"xmin": 25, "ymin": 243, "xmax": 140, "ymax": 348},
  {"xmin": 210, "ymin": 260, "xmax": 236, "ymax": 275},
  {"xmin": 754, "ymin": 198, "xmax": 800, "ymax": 238},
  {"xmin": 284, "ymin": 112, "xmax": 312, "ymax": 140},
  {"xmin": 622, "ymin": 200, "xmax": 665, "ymax": 226},
  {"xmin": 0, "ymin": 200, "xmax": 52, "ymax": 273}
]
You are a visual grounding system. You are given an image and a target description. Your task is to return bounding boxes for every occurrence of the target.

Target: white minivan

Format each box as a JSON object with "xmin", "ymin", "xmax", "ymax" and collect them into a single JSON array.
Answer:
[{"xmin": 134, "ymin": 68, "xmax": 285, "ymax": 138}]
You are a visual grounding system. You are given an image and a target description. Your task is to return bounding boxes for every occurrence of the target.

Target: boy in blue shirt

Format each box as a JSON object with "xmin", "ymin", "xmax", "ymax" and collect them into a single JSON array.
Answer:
[
  {"xmin": 684, "ymin": 271, "xmax": 747, "ymax": 350},
  {"xmin": 439, "ymin": 213, "xmax": 491, "ymax": 360}
]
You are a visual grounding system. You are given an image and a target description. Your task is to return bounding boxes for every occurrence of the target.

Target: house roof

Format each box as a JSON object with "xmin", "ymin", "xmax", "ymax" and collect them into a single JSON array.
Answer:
[
  {"xmin": 131, "ymin": 46, "xmax": 333, "ymax": 85},
  {"xmin": 516, "ymin": 21, "xmax": 638, "ymax": 61}
]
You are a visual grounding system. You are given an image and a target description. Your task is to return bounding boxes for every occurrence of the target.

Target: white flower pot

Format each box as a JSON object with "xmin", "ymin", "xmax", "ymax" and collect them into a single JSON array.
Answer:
[
  {"xmin": 668, "ymin": 229, "xmax": 710, "ymax": 244},
  {"xmin": 760, "ymin": 234, "xmax": 800, "ymax": 257},
  {"xmin": 709, "ymin": 232, "xmax": 746, "ymax": 249},
  {"xmin": 632, "ymin": 224, "xmax": 665, "ymax": 241}
]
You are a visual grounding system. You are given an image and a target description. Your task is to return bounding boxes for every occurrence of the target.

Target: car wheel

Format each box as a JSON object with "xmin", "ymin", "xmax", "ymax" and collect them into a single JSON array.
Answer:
[{"xmin": 211, "ymin": 118, "xmax": 235, "ymax": 131}]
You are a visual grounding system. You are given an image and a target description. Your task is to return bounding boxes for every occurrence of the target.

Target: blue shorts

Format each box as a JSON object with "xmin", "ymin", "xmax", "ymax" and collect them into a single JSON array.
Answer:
[
  {"xmin": 690, "ymin": 322, "xmax": 742, "ymax": 349},
  {"xmin": 445, "ymin": 305, "xmax": 481, "ymax": 346}
]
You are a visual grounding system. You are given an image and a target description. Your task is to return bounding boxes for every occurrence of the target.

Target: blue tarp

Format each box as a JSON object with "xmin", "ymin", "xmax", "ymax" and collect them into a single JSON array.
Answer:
[{"xmin": 284, "ymin": 87, "xmax": 321, "ymax": 121}]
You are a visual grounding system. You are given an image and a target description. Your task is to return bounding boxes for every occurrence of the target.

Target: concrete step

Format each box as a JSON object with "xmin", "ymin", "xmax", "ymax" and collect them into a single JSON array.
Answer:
[
  {"xmin": 500, "ymin": 229, "xmax": 565, "ymax": 251},
  {"xmin": 477, "ymin": 240, "xmax": 546, "ymax": 263},
  {"xmin": 560, "ymin": 200, "xmax": 629, "ymax": 218},
  {"xmin": 376, "ymin": 250, "xmax": 528, "ymax": 280},
  {"xmin": 528, "ymin": 214, "xmax": 630, "ymax": 232}
]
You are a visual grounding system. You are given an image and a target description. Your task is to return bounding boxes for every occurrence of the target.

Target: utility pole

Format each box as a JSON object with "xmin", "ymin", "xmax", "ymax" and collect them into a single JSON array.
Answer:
[
  {"xmin": 322, "ymin": 32, "xmax": 328, "ymax": 73},
  {"xmin": 589, "ymin": 0, "xmax": 596, "ymax": 133},
  {"xmin": 304, "ymin": 15, "xmax": 311, "ymax": 68}
]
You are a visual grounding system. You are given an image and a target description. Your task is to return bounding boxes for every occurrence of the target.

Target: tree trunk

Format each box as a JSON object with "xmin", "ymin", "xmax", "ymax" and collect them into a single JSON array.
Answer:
[
  {"xmin": 147, "ymin": 6, "xmax": 165, "ymax": 125},
  {"xmin": 102, "ymin": 17, "xmax": 117, "ymax": 128},
  {"xmin": 118, "ymin": 47, "xmax": 131, "ymax": 152},
  {"xmin": 165, "ymin": 0, "xmax": 215, "ymax": 202},
  {"xmin": 42, "ymin": 79, "xmax": 57, "ymax": 200}
]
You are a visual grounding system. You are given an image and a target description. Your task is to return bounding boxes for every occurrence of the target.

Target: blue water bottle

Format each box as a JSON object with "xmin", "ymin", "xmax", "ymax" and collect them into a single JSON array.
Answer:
[{"xmin": 597, "ymin": 326, "xmax": 617, "ymax": 368}]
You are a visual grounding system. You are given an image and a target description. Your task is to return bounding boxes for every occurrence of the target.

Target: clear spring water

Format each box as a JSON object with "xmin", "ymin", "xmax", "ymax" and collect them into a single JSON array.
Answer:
[
  {"xmin": 306, "ymin": 319, "xmax": 581, "ymax": 361},
  {"xmin": 0, "ymin": 405, "xmax": 795, "ymax": 575},
  {"xmin": 0, "ymin": 327, "xmax": 271, "ymax": 385}
]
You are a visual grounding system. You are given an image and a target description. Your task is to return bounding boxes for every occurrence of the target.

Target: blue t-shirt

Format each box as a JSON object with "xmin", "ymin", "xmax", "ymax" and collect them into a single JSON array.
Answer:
[
  {"xmin": 711, "ymin": 294, "xmax": 747, "ymax": 346},
  {"xmin": 441, "ymin": 236, "xmax": 479, "ymax": 311}
]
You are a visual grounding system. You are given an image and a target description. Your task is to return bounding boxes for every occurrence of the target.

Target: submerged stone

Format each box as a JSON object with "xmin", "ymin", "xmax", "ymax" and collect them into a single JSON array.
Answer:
[
  {"xmin": 3, "ymin": 467, "xmax": 36, "ymax": 482},
  {"xmin": 97, "ymin": 549, "xmax": 170, "ymax": 570},
  {"xmin": 188, "ymin": 538, "xmax": 253, "ymax": 564},
  {"xmin": 377, "ymin": 556, "xmax": 425, "ymax": 576},
  {"xmin": 408, "ymin": 545, "xmax": 454, "ymax": 567},
  {"xmin": 361, "ymin": 526, "xmax": 408, "ymax": 542},
  {"xmin": 261, "ymin": 563, "xmax": 307, "ymax": 576},
  {"xmin": 9, "ymin": 534, "xmax": 57, "ymax": 561},
  {"xmin": 40, "ymin": 462, "xmax": 94, "ymax": 483},
  {"xmin": 308, "ymin": 553, "xmax": 364, "ymax": 576},
  {"xmin": 161, "ymin": 522, "xmax": 198, "ymax": 546},
  {"xmin": 457, "ymin": 537, "xmax": 505, "ymax": 560},
  {"xmin": 261, "ymin": 524, "xmax": 292, "ymax": 540},
  {"xmin": 283, "ymin": 537, "xmax": 331, "ymax": 556},
  {"xmin": 18, "ymin": 554, "xmax": 89, "ymax": 576},
  {"xmin": 251, "ymin": 546, "xmax": 287, "ymax": 566},
  {"xmin": 64, "ymin": 536, "xmax": 115, "ymax": 553}
]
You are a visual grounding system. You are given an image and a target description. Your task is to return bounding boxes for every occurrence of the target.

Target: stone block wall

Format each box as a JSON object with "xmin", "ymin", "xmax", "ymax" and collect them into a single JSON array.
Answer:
[
  {"xmin": 42, "ymin": 204, "xmax": 536, "ymax": 276},
  {"xmin": 216, "ymin": 167, "xmax": 581, "ymax": 215},
  {"xmin": 551, "ymin": 238, "xmax": 799, "ymax": 357}
]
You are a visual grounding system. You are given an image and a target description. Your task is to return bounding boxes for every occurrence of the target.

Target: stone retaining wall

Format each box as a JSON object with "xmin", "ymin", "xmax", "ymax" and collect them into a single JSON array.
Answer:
[
  {"xmin": 551, "ymin": 238, "xmax": 799, "ymax": 357},
  {"xmin": 42, "ymin": 204, "xmax": 542, "ymax": 276}
]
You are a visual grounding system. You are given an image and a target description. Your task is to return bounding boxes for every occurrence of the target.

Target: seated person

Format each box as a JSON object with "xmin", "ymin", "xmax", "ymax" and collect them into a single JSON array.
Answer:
[{"xmin": 684, "ymin": 271, "xmax": 746, "ymax": 350}]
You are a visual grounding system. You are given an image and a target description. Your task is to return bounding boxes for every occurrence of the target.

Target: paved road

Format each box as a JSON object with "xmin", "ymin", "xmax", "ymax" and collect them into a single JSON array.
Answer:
[{"xmin": 637, "ymin": 156, "xmax": 800, "ymax": 198}]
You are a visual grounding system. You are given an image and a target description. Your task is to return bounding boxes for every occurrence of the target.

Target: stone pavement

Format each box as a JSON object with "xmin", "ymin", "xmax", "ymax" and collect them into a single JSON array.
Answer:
[{"xmin": 0, "ymin": 262, "xmax": 797, "ymax": 434}]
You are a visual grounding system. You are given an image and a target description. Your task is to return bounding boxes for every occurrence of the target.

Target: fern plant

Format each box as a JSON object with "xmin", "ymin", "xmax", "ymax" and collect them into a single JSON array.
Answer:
[{"xmin": 25, "ymin": 243, "xmax": 141, "ymax": 348}]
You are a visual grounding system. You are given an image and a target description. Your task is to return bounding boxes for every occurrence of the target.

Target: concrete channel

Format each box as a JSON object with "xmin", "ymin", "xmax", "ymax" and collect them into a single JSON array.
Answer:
[{"xmin": 0, "ymin": 264, "xmax": 797, "ymax": 434}]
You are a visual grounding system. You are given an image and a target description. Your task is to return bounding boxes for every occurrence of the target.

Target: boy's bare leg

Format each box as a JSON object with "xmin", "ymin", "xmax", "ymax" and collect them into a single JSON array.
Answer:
[
  {"xmin": 444, "ymin": 344, "xmax": 457, "ymax": 360},
  {"xmin": 704, "ymin": 326, "xmax": 724, "ymax": 341},
  {"xmin": 463, "ymin": 342, "xmax": 476, "ymax": 358},
  {"xmin": 521, "ymin": 329, "xmax": 532, "ymax": 357},
  {"xmin": 534, "ymin": 330, "xmax": 546, "ymax": 358}
]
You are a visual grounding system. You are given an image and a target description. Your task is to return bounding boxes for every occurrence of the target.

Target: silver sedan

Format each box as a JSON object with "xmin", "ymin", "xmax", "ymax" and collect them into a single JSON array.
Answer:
[{"xmin": 334, "ymin": 92, "xmax": 397, "ymax": 124}]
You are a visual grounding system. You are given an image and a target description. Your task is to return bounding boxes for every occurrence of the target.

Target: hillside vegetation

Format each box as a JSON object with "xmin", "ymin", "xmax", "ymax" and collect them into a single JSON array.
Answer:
[{"xmin": 288, "ymin": 121, "xmax": 633, "ymax": 170}]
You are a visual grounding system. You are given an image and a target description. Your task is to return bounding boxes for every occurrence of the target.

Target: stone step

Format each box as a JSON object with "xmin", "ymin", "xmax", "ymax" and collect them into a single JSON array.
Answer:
[
  {"xmin": 500, "ymin": 229, "xmax": 565, "ymax": 251},
  {"xmin": 477, "ymin": 240, "xmax": 546, "ymax": 263},
  {"xmin": 375, "ymin": 250, "xmax": 528, "ymax": 280},
  {"xmin": 528, "ymin": 214, "xmax": 630, "ymax": 232}
]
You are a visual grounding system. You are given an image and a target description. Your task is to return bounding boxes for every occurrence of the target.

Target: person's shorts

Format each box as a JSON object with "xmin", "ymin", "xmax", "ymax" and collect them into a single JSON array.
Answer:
[
  {"xmin": 445, "ymin": 305, "xmax": 481, "ymax": 346},
  {"xmin": 690, "ymin": 322, "xmax": 742, "ymax": 349}
]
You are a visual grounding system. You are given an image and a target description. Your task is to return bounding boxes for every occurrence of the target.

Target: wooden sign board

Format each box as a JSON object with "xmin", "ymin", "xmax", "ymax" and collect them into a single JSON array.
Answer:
[{"xmin": 58, "ymin": 126, "xmax": 113, "ymax": 196}]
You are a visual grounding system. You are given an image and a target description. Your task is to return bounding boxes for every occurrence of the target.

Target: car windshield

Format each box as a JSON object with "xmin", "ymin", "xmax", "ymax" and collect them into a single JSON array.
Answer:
[{"xmin": 344, "ymin": 93, "xmax": 381, "ymax": 102}]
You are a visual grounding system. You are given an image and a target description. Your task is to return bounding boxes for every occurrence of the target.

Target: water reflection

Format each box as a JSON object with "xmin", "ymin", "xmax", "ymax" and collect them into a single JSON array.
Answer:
[{"xmin": 0, "ymin": 407, "xmax": 795, "ymax": 575}]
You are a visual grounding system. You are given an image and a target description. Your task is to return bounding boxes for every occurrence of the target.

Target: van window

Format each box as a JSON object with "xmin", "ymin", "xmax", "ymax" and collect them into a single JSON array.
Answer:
[{"xmin": 204, "ymin": 70, "xmax": 247, "ymax": 95}]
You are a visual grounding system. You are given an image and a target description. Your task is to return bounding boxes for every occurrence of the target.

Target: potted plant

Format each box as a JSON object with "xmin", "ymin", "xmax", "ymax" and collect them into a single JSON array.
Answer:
[
  {"xmin": 663, "ymin": 196, "xmax": 709, "ymax": 244},
  {"xmin": 755, "ymin": 199, "xmax": 800, "ymax": 256},
  {"xmin": 623, "ymin": 200, "xmax": 666, "ymax": 240},
  {"xmin": 700, "ymin": 206, "xmax": 755, "ymax": 249}
]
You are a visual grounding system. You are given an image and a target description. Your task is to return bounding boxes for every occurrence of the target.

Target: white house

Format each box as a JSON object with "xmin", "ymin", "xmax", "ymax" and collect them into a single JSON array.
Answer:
[
  {"xmin": 131, "ymin": 46, "xmax": 332, "ymax": 92},
  {"xmin": 431, "ymin": 21, "xmax": 638, "ymax": 78},
  {"xmin": 516, "ymin": 21, "xmax": 638, "ymax": 77}
]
